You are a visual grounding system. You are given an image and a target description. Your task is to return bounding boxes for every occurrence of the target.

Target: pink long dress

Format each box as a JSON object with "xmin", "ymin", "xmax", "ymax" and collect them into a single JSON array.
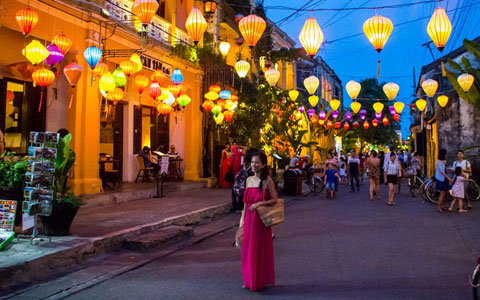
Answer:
[{"xmin": 242, "ymin": 187, "xmax": 275, "ymax": 291}]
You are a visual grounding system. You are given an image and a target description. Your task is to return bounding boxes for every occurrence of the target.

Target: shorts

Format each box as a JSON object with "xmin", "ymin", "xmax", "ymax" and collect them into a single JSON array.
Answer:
[
  {"xmin": 436, "ymin": 178, "xmax": 450, "ymax": 191},
  {"xmin": 326, "ymin": 182, "xmax": 335, "ymax": 190},
  {"xmin": 386, "ymin": 175, "xmax": 397, "ymax": 184}
]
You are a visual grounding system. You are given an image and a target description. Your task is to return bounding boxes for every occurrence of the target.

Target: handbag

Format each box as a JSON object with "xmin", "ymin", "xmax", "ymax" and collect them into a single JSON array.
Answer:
[
  {"xmin": 256, "ymin": 185, "xmax": 285, "ymax": 227},
  {"xmin": 235, "ymin": 226, "xmax": 243, "ymax": 249}
]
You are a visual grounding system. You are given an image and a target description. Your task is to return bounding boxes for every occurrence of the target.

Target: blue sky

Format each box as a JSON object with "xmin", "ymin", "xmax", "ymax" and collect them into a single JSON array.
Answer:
[{"xmin": 263, "ymin": 0, "xmax": 480, "ymax": 139}]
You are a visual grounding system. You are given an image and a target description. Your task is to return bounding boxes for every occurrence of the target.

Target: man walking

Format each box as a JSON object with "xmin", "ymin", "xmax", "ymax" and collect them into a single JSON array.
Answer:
[{"xmin": 348, "ymin": 151, "xmax": 360, "ymax": 192}]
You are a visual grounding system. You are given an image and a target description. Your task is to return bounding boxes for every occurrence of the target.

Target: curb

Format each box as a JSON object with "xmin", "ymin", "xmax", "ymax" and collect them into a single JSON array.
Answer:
[{"xmin": 0, "ymin": 202, "xmax": 232, "ymax": 294}]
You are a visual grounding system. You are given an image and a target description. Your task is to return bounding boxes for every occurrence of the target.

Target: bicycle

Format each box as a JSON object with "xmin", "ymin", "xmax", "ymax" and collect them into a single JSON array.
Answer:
[
  {"xmin": 470, "ymin": 256, "xmax": 480, "ymax": 299},
  {"xmin": 407, "ymin": 170, "xmax": 424, "ymax": 198},
  {"xmin": 304, "ymin": 167, "xmax": 325, "ymax": 196}
]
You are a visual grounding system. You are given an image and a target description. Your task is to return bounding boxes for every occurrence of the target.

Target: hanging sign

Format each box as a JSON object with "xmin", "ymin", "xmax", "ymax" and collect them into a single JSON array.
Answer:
[
  {"xmin": 139, "ymin": 54, "xmax": 173, "ymax": 76},
  {"xmin": 160, "ymin": 156, "xmax": 169, "ymax": 175}
]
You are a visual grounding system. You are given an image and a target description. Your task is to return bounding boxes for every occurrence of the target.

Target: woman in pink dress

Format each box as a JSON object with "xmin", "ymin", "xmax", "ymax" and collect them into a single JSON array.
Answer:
[
  {"xmin": 239, "ymin": 152, "xmax": 277, "ymax": 291},
  {"xmin": 218, "ymin": 143, "xmax": 232, "ymax": 188}
]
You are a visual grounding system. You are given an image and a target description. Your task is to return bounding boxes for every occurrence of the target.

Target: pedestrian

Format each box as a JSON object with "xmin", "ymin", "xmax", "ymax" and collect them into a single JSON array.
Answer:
[
  {"xmin": 379, "ymin": 151, "xmax": 385, "ymax": 184},
  {"xmin": 448, "ymin": 167, "xmax": 467, "ymax": 213},
  {"xmin": 366, "ymin": 150, "xmax": 381, "ymax": 201},
  {"xmin": 452, "ymin": 150, "xmax": 472, "ymax": 209},
  {"xmin": 383, "ymin": 146, "xmax": 398, "ymax": 185},
  {"xmin": 359, "ymin": 153, "xmax": 366, "ymax": 185},
  {"xmin": 239, "ymin": 152, "xmax": 277, "ymax": 291},
  {"xmin": 232, "ymin": 148, "xmax": 258, "ymax": 213},
  {"xmin": 324, "ymin": 163, "xmax": 341, "ymax": 199},
  {"xmin": 325, "ymin": 152, "xmax": 339, "ymax": 191},
  {"xmin": 339, "ymin": 157, "xmax": 347, "ymax": 184},
  {"xmin": 218, "ymin": 143, "xmax": 232, "ymax": 188},
  {"xmin": 384, "ymin": 152, "xmax": 401, "ymax": 205},
  {"xmin": 397, "ymin": 150, "xmax": 405, "ymax": 194},
  {"xmin": 231, "ymin": 141, "xmax": 246, "ymax": 178},
  {"xmin": 348, "ymin": 151, "xmax": 360, "ymax": 192},
  {"xmin": 435, "ymin": 148, "xmax": 453, "ymax": 212}
]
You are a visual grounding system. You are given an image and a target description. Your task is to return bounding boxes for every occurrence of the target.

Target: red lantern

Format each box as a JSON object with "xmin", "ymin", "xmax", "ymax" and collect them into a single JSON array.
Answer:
[
  {"xmin": 344, "ymin": 122, "xmax": 350, "ymax": 130},
  {"xmin": 209, "ymin": 84, "xmax": 221, "ymax": 93},
  {"xmin": 52, "ymin": 33, "xmax": 73, "ymax": 55},
  {"xmin": 32, "ymin": 67, "xmax": 55, "ymax": 112},
  {"xmin": 335, "ymin": 121, "xmax": 341, "ymax": 129},
  {"xmin": 230, "ymin": 94, "xmax": 239, "ymax": 102},
  {"xmin": 382, "ymin": 116, "xmax": 389, "ymax": 126},
  {"xmin": 363, "ymin": 121, "xmax": 370, "ymax": 130},
  {"xmin": 157, "ymin": 103, "xmax": 172, "ymax": 115},
  {"xmin": 134, "ymin": 75, "xmax": 150, "ymax": 94},
  {"xmin": 148, "ymin": 82, "xmax": 162, "ymax": 99},
  {"xmin": 202, "ymin": 100, "xmax": 214, "ymax": 112},
  {"xmin": 224, "ymin": 110, "xmax": 234, "ymax": 122},
  {"xmin": 372, "ymin": 119, "xmax": 379, "ymax": 127},
  {"xmin": 353, "ymin": 121, "xmax": 359, "ymax": 129},
  {"xmin": 327, "ymin": 120, "xmax": 333, "ymax": 129},
  {"xmin": 393, "ymin": 113, "xmax": 400, "ymax": 122},
  {"xmin": 16, "ymin": 8, "xmax": 39, "ymax": 36}
]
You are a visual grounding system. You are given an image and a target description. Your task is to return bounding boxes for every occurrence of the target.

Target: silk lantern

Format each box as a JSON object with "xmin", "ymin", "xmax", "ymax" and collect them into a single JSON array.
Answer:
[
  {"xmin": 331, "ymin": 111, "xmax": 339, "ymax": 119},
  {"xmin": 350, "ymin": 101, "xmax": 361, "ymax": 114},
  {"xmin": 151, "ymin": 69, "xmax": 166, "ymax": 83},
  {"xmin": 298, "ymin": 105, "xmax": 305, "ymax": 113},
  {"xmin": 209, "ymin": 85, "xmax": 221, "ymax": 93},
  {"xmin": 230, "ymin": 95, "xmax": 239, "ymax": 102},
  {"xmin": 84, "ymin": 46, "xmax": 102, "ymax": 69},
  {"xmin": 345, "ymin": 111, "xmax": 352, "ymax": 121},
  {"xmin": 265, "ymin": 68, "xmax": 280, "ymax": 87},
  {"xmin": 168, "ymin": 84, "xmax": 182, "ymax": 98},
  {"xmin": 99, "ymin": 72, "xmax": 115, "ymax": 95},
  {"xmin": 134, "ymin": 75, "xmax": 149, "ymax": 94},
  {"xmin": 373, "ymin": 102, "xmax": 384, "ymax": 114},
  {"xmin": 235, "ymin": 60, "xmax": 250, "ymax": 78},
  {"xmin": 149, "ymin": 82, "xmax": 162, "ymax": 99},
  {"xmin": 6, "ymin": 91, "xmax": 14, "ymax": 104},
  {"xmin": 224, "ymin": 110, "xmax": 234, "ymax": 122},
  {"xmin": 176, "ymin": 94, "xmax": 193, "ymax": 107},
  {"xmin": 185, "ymin": 7, "xmax": 208, "ymax": 46},
  {"xmin": 238, "ymin": 14, "xmax": 266, "ymax": 48},
  {"xmin": 22, "ymin": 40, "xmax": 49, "ymax": 66},
  {"xmin": 363, "ymin": 14, "xmax": 393, "ymax": 53},
  {"xmin": 45, "ymin": 44, "xmax": 64, "ymax": 66},
  {"xmin": 205, "ymin": 91, "xmax": 219, "ymax": 101},
  {"xmin": 421, "ymin": 79, "xmax": 438, "ymax": 97},
  {"xmin": 219, "ymin": 41, "xmax": 231, "ymax": 57},
  {"xmin": 359, "ymin": 109, "xmax": 367, "ymax": 120},
  {"xmin": 299, "ymin": 17, "xmax": 324, "ymax": 58},
  {"xmin": 214, "ymin": 112, "xmax": 224, "ymax": 124},
  {"xmin": 353, "ymin": 121, "xmax": 359, "ymax": 129},
  {"xmin": 304, "ymin": 75, "xmax": 319, "ymax": 95},
  {"xmin": 52, "ymin": 33, "xmax": 72, "ymax": 55},
  {"xmin": 133, "ymin": 0, "xmax": 159, "ymax": 27},
  {"xmin": 389, "ymin": 105, "xmax": 396, "ymax": 115},
  {"xmin": 212, "ymin": 105, "xmax": 222, "ymax": 115},
  {"xmin": 202, "ymin": 100, "xmax": 214, "ymax": 112},
  {"xmin": 363, "ymin": 121, "xmax": 370, "ymax": 130},
  {"xmin": 416, "ymin": 99, "xmax": 427, "ymax": 112},
  {"xmin": 335, "ymin": 122, "xmax": 342, "ymax": 129},
  {"xmin": 330, "ymin": 99, "xmax": 340, "ymax": 111},
  {"xmin": 327, "ymin": 120, "xmax": 333, "ymax": 129},
  {"xmin": 107, "ymin": 87, "xmax": 124, "ymax": 102},
  {"xmin": 32, "ymin": 67, "xmax": 55, "ymax": 112},
  {"xmin": 346, "ymin": 80, "xmax": 361, "ymax": 100},
  {"xmin": 319, "ymin": 119, "xmax": 325, "ymax": 126},
  {"xmin": 318, "ymin": 110, "xmax": 326, "ymax": 120},
  {"xmin": 375, "ymin": 112, "xmax": 382, "ymax": 119},
  {"xmin": 382, "ymin": 116, "xmax": 389, "ymax": 126},
  {"xmin": 112, "ymin": 68, "xmax": 127, "ymax": 87},
  {"xmin": 93, "ymin": 62, "xmax": 108, "ymax": 78},
  {"xmin": 219, "ymin": 90, "xmax": 231, "ymax": 100},
  {"xmin": 157, "ymin": 102, "xmax": 173, "ymax": 115},
  {"xmin": 16, "ymin": 8, "xmax": 39, "ymax": 36},
  {"xmin": 344, "ymin": 122, "xmax": 350, "ymax": 130},
  {"xmin": 64, "ymin": 63, "xmax": 83, "ymax": 88},
  {"xmin": 394, "ymin": 102, "xmax": 405, "ymax": 114},
  {"xmin": 427, "ymin": 8, "xmax": 452, "ymax": 52},
  {"xmin": 171, "ymin": 68, "xmax": 184, "ymax": 84},
  {"xmin": 372, "ymin": 119, "xmax": 379, "ymax": 127},
  {"xmin": 120, "ymin": 60, "xmax": 138, "ymax": 77},
  {"xmin": 130, "ymin": 53, "xmax": 143, "ymax": 72},
  {"xmin": 307, "ymin": 109, "xmax": 315, "ymax": 118},
  {"xmin": 437, "ymin": 95, "xmax": 449, "ymax": 108},
  {"xmin": 383, "ymin": 82, "xmax": 399, "ymax": 100},
  {"xmin": 458, "ymin": 73, "xmax": 474, "ymax": 92},
  {"xmin": 308, "ymin": 95, "xmax": 319, "ymax": 107},
  {"xmin": 393, "ymin": 114, "xmax": 400, "ymax": 122},
  {"xmin": 289, "ymin": 90, "xmax": 299, "ymax": 101}
]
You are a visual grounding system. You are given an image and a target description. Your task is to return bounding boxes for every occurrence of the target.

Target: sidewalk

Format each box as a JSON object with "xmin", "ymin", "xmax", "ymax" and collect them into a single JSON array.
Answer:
[{"xmin": 0, "ymin": 185, "xmax": 231, "ymax": 294}]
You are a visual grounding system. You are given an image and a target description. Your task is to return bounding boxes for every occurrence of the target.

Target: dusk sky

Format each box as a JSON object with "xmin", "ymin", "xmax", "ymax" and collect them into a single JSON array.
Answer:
[{"xmin": 263, "ymin": 0, "xmax": 480, "ymax": 140}]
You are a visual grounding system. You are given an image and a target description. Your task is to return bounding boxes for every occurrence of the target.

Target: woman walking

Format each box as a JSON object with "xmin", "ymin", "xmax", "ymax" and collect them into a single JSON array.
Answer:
[
  {"xmin": 239, "ymin": 152, "xmax": 277, "ymax": 291},
  {"xmin": 218, "ymin": 143, "xmax": 232, "ymax": 188},
  {"xmin": 366, "ymin": 150, "xmax": 381, "ymax": 201},
  {"xmin": 384, "ymin": 152, "xmax": 401, "ymax": 205},
  {"xmin": 436, "ymin": 149, "xmax": 453, "ymax": 212}
]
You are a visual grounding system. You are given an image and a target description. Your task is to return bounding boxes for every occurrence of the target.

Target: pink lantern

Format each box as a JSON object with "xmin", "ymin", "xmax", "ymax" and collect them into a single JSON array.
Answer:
[{"xmin": 63, "ymin": 63, "xmax": 83, "ymax": 109}]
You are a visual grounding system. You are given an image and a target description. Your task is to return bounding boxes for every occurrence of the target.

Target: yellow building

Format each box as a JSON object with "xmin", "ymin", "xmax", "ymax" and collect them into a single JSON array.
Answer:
[{"xmin": 0, "ymin": 0, "xmax": 204, "ymax": 195}]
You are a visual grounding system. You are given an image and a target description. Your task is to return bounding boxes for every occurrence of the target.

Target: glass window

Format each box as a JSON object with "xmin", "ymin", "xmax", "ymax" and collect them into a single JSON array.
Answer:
[{"xmin": 4, "ymin": 81, "xmax": 23, "ymax": 151}]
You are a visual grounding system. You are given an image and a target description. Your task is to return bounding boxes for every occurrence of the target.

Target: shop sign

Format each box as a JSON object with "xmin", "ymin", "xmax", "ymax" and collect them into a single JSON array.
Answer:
[
  {"xmin": 0, "ymin": 200, "xmax": 16, "ymax": 232},
  {"xmin": 140, "ymin": 54, "xmax": 173, "ymax": 76}
]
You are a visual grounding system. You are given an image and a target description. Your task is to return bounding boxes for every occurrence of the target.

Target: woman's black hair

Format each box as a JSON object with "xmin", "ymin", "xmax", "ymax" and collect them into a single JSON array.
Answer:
[
  {"xmin": 371, "ymin": 150, "xmax": 377, "ymax": 157},
  {"xmin": 413, "ymin": 152, "xmax": 418, "ymax": 156},
  {"xmin": 438, "ymin": 148, "xmax": 447, "ymax": 160},
  {"xmin": 253, "ymin": 152, "xmax": 269, "ymax": 190},
  {"xmin": 457, "ymin": 149, "xmax": 464, "ymax": 155},
  {"xmin": 244, "ymin": 148, "xmax": 259, "ymax": 165},
  {"xmin": 224, "ymin": 142, "xmax": 230, "ymax": 148},
  {"xmin": 390, "ymin": 152, "xmax": 397, "ymax": 157},
  {"xmin": 455, "ymin": 166, "xmax": 462, "ymax": 176}
]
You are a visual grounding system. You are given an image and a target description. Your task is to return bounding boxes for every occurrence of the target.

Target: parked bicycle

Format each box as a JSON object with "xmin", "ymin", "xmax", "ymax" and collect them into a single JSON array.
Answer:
[
  {"xmin": 304, "ymin": 166, "xmax": 325, "ymax": 196},
  {"xmin": 470, "ymin": 256, "xmax": 480, "ymax": 299},
  {"xmin": 419, "ymin": 177, "xmax": 480, "ymax": 207},
  {"xmin": 407, "ymin": 171, "xmax": 424, "ymax": 198}
]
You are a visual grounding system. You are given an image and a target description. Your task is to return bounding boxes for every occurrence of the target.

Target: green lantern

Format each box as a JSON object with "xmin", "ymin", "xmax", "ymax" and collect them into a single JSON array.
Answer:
[{"xmin": 112, "ymin": 67, "xmax": 127, "ymax": 87}]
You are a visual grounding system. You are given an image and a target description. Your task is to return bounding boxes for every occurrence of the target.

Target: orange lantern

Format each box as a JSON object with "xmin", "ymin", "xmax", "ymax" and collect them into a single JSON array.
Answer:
[
  {"xmin": 209, "ymin": 84, "xmax": 221, "ymax": 93},
  {"xmin": 299, "ymin": 17, "xmax": 324, "ymax": 58},
  {"xmin": 16, "ymin": 8, "xmax": 39, "ymax": 36},
  {"xmin": 134, "ymin": 75, "xmax": 149, "ymax": 94},
  {"xmin": 230, "ymin": 94, "xmax": 239, "ymax": 102},
  {"xmin": 148, "ymin": 82, "xmax": 162, "ymax": 99},
  {"xmin": 52, "ymin": 33, "xmax": 73, "ymax": 55},
  {"xmin": 151, "ymin": 69, "xmax": 166, "ymax": 83},
  {"xmin": 157, "ymin": 102, "xmax": 172, "ymax": 115},
  {"xmin": 107, "ymin": 87, "xmax": 124, "ymax": 102},
  {"xmin": 326, "ymin": 120, "xmax": 333, "ymax": 129},
  {"xmin": 168, "ymin": 84, "xmax": 182, "ymax": 98},
  {"xmin": 224, "ymin": 110, "xmax": 234, "ymax": 122},
  {"xmin": 393, "ymin": 113, "xmax": 400, "ymax": 122},
  {"xmin": 372, "ymin": 119, "xmax": 379, "ymax": 127},
  {"xmin": 363, "ymin": 14, "xmax": 393, "ymax": 53},
  {"xmin": 93, "ymin": 62, "xmax": 109, "ymax": 78},
  {"xmin": 382, "ymin": 116, "xmax": 389, "ymax": 126},
  {"xmin": 427, "ymin": 8, "xmax": 452, "ymax": 52},
  {"xmin": 363, "ymin": 121, "xmax": 370, "ymax": 130},
  {"xmin": 120, "ymin": 60, "xmax": 138, "ymax": 77},
  {"xmin": 238, "ymin": 14, "xmax": 266, "ymax": 48},
  {"xmin": 133, "ymin": 0, "xmax": 159, "ymax": 27},
  {"xmin": 63, "ymin": 63, "xmax": 83, "ymax": 88},
  {"xmin": 202, "ymin": 100, "xmax": 214, "ymax": 112},
  {"xmin": 319, "ymin": 119, "xmax": 325, "ymax": 126},
  {"xmin": 185, "ymin": 7, "xmax": 208, "ymax": 46},
  {"xmin": 217, "ymin": 99, "xmax": 226, "ymax": 109},
  {"xmin": 32, "ymin": 67, "xmax": 55, "ymax": 112}
]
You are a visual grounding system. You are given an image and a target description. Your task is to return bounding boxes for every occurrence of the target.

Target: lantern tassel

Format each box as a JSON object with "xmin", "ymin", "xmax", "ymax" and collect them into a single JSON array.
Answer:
[
  {"xmin": 38, "ymin": 90, "xmax": 43, "ymax": 112},
  {"xmin": 441, "ymin": 59, "xmax": 446, "ymax": 77},
  {"xmin": 376, "ymin": 59, "xmax": 381, "ymax": 79},
  {"xmin": 112, "ymin": 104, "xmax": 116, "ymax": 120},
  {"xmin": 68, "ymin": 91, "xmax": 74, "ymax": 109}
]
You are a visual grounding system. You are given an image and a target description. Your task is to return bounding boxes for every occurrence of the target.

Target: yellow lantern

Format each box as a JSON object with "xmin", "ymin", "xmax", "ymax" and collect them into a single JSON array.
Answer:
[
  {"xmin": 235, "ymin": 60, "xmax": 250, "ymax": 78},
  {"xmin": 363, "ymin": 14, "xmax": 393, "ymax": 53},
  {"xmin": 204, "ymin": 91, "xmax": 219, "ymax": 101},
  {"xmin": 415, "ymin": 99, "xmax": 427, "ymax": 112},
  {"xmin": 346, "ymin": 80, "xmax": 361, "ymax": 100},
  {"xmin": 99, "ymin": 72, "xmax": 115, "ymax": 94},
  {"xmin": 120, "ymin": 60, "xmax": 138, "ymax": 77},
  {"xmin": 373, "ymin": 102, "xmax": 384, "ymax": 114},
  {"xmin": 107, "ymin": 87, "xmax": 124, "ymax": 102},
  {"xmin": 457, "ymin": 73, "xmax": 474, "ymax": 92},
  {"xmin": 289, "ymin": 90, "xmax": 299, "ymax": 101},
  {"xmin": 185, "ymin": 6, "xmax": 208, "ymax": 46},
  {"xmin": 22, "ymin": 40, "xmax": 49, "ymax": 66},
  {"xmin": 265, "ymin": 68, "xmax": 280, "ymax": 87},
  {"xmin": 330, "ymin": 99, "xmax": 340, "ymax": 111},
  {"xmin": 130, "ymin": 53, "xmax": 143, "ymax": 72},
  {"xmin": 421, "ymin": 79, "xmax": 438, "ymax": 97},
  {"xmin": 308, "ymin": 95, "xmax": 319, "ymax": 107},
  {"xmin": 350, "ymin": 101, "xmax": 361, "ymax": 114},
  {"xmin": 133, "ymin": 0, "xmax": 159, "ymax": 27},
  {"xmin": 214, "ymin": 112, "xmax": 224, "ymax": 124},
  {"xmin": 304, "ymin": 75, "xmax": 319, "ymax": 95},
  {"xmin": 238, "ymin": 14, "xmax": 266, "ymax": 48},
  {"xmin": 299, "ymin": 17, "xmax": 324, "ymax": 58},
  {"xmin": 437, "ymin": 95, "xmax": 449, "ymax": 108},
  {"xmin": 427, "ymin": 8, "xmax": 452, "ymax": 52},
  {"xmin": 394, "ymin": 102, "xmax": 405, "ymax": 114},
  {"xmin": 219, "ymin": 41, "xmax": 231, "ymax": 57},
  {"xmin": 383, "ymin": 82, "xmax": 399, "ymax": 100},
  {"xmin": 259, "ymin": 56, "xmax": 266, "ymax": 70}
]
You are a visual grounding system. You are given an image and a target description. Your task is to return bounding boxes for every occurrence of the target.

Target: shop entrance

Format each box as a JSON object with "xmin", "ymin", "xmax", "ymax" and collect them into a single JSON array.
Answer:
[{"xmin": 100, "ymin": 103, "xmax": 124, "ymax": 184}]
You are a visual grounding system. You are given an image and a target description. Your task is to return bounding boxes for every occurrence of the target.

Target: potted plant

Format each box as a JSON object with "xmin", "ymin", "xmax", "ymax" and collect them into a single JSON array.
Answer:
[
  {"xmin": 40, "ymin": 134, "xmax": 83, "ymax": 236},
  {"xmin": 0, "ymin": 152, "xmax": 27, "ymax": 226}
]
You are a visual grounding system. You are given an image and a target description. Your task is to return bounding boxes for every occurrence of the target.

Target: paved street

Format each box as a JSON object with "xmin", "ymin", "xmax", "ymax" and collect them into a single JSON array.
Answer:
[{"xmin": 21, "ymin": 183, "xmax": 480, "ymax": 299}]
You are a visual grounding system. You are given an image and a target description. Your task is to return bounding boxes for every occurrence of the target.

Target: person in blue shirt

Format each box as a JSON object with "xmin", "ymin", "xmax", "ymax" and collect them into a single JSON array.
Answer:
[{"xmin": 324, "ymin": 163, "xmax": 341, "ymax": 199}]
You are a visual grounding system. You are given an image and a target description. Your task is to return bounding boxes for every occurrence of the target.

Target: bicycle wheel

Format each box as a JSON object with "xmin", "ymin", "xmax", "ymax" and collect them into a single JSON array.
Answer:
[
  {"xmin": 420, "ymin": 179, "xmax": 431, "ymax": 202},
  {"xmin": 314, "ymin": 177, "xmax": 325, "ymax": 194},
  {"xmin": 472, "ymin": 265, "xmax": 480, "ymax": 300},
  {"xmin": 411, "ymin": 177, "xmax": 424, "ymax": 198},
  {"xmin": 466, "ymin": 180, "xmax": 480, "ymax": 201},
  {"xmin": 425, "ymin": 180, "xmax": 439, "ymax": 204}
]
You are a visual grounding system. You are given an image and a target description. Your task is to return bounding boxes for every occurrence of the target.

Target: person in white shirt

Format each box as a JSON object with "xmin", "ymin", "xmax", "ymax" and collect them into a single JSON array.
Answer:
[
  {"xmin": 384, "ymin": 152, "xmax": 402, "ymax": 205},
  {"xmin": 452, "ymin": 150, "xmax": 472, "ymax": 209},
  {"xmin": 348, "ymin": 151, "xmax": 360, "ymax": 192}
]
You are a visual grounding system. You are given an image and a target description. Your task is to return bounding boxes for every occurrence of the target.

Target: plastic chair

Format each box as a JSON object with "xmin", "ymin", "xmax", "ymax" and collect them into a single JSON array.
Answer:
[{"xmin": 135, "ymin": 155, "xmax": 155, "ymax": 182}]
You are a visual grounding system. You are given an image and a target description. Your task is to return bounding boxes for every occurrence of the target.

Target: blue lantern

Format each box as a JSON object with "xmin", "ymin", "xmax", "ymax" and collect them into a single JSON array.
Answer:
[
  {"xmin": 219, "ymin": 90, "xmax": 231, "ymax": 100},
  {"xmin": 84, "ymin": 46, "xmax": 102, "ymax": 70},
  {"xmin": 171, "ymin": 68, "xmax": 183, "ymax": 85}
]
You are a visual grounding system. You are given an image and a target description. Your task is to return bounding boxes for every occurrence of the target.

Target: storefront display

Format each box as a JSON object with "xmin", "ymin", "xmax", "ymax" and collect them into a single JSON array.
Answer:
[{"xmin": 0, "ymin": 200, "xmax": 16, "ymax": 250}]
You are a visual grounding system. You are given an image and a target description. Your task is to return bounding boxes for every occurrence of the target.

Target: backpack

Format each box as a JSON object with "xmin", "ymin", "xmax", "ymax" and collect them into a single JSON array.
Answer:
[{"xmin": 233, "ymin": 166, "xmax": 249, "ymax": 197}]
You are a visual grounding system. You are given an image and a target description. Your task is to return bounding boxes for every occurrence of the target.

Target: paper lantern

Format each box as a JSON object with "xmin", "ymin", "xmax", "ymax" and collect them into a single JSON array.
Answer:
[
  {"xmin": 157, "ymin": 103, "xmax": 173, "ymax": 115},
  {"xmin": 363, "ymin": 14, "xmax": 393, "ymax": 53},
  {"xmin": 394, "ymin": 102, "xmax": 405, "ymax": 114},
  {"xmin": 84, "ymin": 46, "xmax": 102, "ymax": 69},
  {"xmin": 393, "ymin": 113, "xmax": 400, "ymax": 122},
  {"xmin": 265, "ymin": 68, "xmax": 280, "ymax": 87},
  {"xmin": 63, "ymin": 63, "xmax": 83, "ymax": 88},
  {"xmin": 310, "ymin": 115, "xmax": 319, "ymax": 125},
  {"xmin": 344, "ymin": 122, "xmax": 350, "ymax": 130},
  {"xmin": 151, "ymin": 69, "xmax": 166, "ymax": 83},
  {"xmin": 331, "ymin": 111, "xmax": 339, "ymax": 119},
  {"xmin": 334, "ymin": 122, "xmax": 342, "ymax": 129},
  {"xmin": 176, "ymin": 95, "xmax": 191, "ymax": 108},
  {"xmin": 388, "ymin": 105, "xmax": 396, "ymax": 115},
  {"xmin": 289, "ymin": 90, "xmax": 299, "ymax": 101},
  {"xmin": 318, "ymin": 110, "xmax": 326, "ymax": 120},
  {"xmin": 225, "ymin": 100, "xmax": 234, "ymax": 110},
  {"xmin": 346, "ymin": 80, "xmax": 361, "ymax": 100},
  {"xmin": 185, "ymin": 7, "xmax": 208, "ymax": 45},
  {"xmin": 427, "ymin": 8, "xmax": 452, "ymax": 52},
  {"xmin": 16, "ymin": 8, "xmax": 39, "ymax": 36},
  {"xmin": 382, "ymin": 116, "xmax": 389, "ymax": 126},
  {"xmin": 383, "ymin": 82, "xmax": 399, "ymax": 100},
  {"xmin": 308, "ymin": 95, "xmax": 319, "ymax": 107},
  {"xmin": 375, "ymin": 112, "xmax": 382, "ymax": 119},
  {"xmin": 6, "ymin": 91, "xmax": 14, "ymax": 103},
  {"xmin": 99, "ymin": 72, "xmax": 115, "ymax": 93},
  {"xmin": 112, "ymin": 68, "xmax": 127, "ymax": 87},
  {"xmin": 93, "ymin": 62, "xmax": 108, "ymax": 78},
  {"xmin": 130, "ymin": 53, "xmax": 143, "ymax": 72},
  {"xmin": 162, "ymin": 92, "xmax": 175, "ymax": 106},
  {"xmin": 458, "ymin": 73, "xmax": 474, "ymax": 92},
  {"xmin": 330, "ymin": 99, "xmax": 341, "ymax": 111},
  {"xmin": 209, "ymin": 85, "xmax": 221, "ymax": 93},
  {"xmin": 235, "ymin": 60, "xmax": 250, "ymax": 78},
  {"xmin": 134, "ymin": 75, "xmax": 149, "ymax": 94},
  {"xmin": 359, "ymin": 109, "xmax": 367, "ymax": 120},
  {"xmin": 171, "ymin": 68, "xmax": 184, "ymax": 84},
  {"xmin": 205, "ymin": 91, "xmax": 219, "ymax": 101},
  {"xmin": 219, "ymin": 41, "xmax": 231, "ymax": 57},
  {"xmin": 214, "ymin": 112, "xmax": 224, "ymax": 124},
  {"xmin": 298, "ymin": 105, "xmax": 305, "ymax": 113},
  {"xmin": 326, "ymin": 120, "xmax": 333, "ymax": 129},
  {"xmin": 22, "ymin": 40, "xmax": 49, "ymax": 66},
  {"xmin": 133, "ymin": 0, "xmax": 159, "ymax": 26},
  {"xmin": 204, "ymin": 1, "xmax": 218, "ymax": 14},
  {"xmin": 363, "ymin": 121, "xmax": 370, "ymax": 130},
  {"xmin": 45, "ymin": 44, "xmax": 64, "ymax": 66},
  {"xmin": 32, "ymin": 67, "xmax": 55, "ymax": 86},
  {"xmin": 350, "ymin": 101, "xmax": 361, "ymax": 114},
  {"xmin": 148, "ymin": 82, "xmax": 162, "ymax": 99},
  {"xmin": 345, "ymin": 111, "xmax": 352, "ymax": 121},
  {"xmin": 353, "ymin": 121, "xmax": 359, "ymax": 129},
  {"xmin": 219, "ymin": 90, "xmax": 231, "ymax": 100},
  {"xmin": 319, "ymin": 119, "xmax": 325, "ymax": 126},
  {"xmin": 120, "ymin": 60, "xmax": 138, "ymax": 77},
  {"xmin": 202, "ymin": 100, "xmax": 214, "ymax": 112},
  {"xmin": 437, "ymin": 95, "xmax": 449, "ymax": 108},
  {"xmin": 307, "ymin": 109, "xmax": 315, "ymax": 118},
  {"xmin": 299, "ymin": 17, "xmax": 324, "ymax": 58},
  {"xmin": 372, "ymin": 119, "xmax": 379, "ymax": 127},
  {"xmin": 230, "ymin": 95, "xmax": 239, "ymax": 102},
  {"xmin": 416, "ymin": 99, "xmax": 427, "ymax": 112},
  {"xmin": 421, "ymin": 79, "xmax": 438, "ymax": 97},
  {"xmin": 238, "ymin": 14, "xmax": 266, "ymax": 48},
  {"xmin": 304, "ymin": 75, "xmax": 319, "ymax": 95},
  {"xmin": 224, "ymin": 110, "xmax": 234, "ymax": 122},
  {"xmin": 107, "ymin": 87, "xmax": 124, "ymax": 102},
  {"xmin": 373, "ymin": 102, "xmax": 384, "ymax": 114},
  {"xmin": 52, "ymin": 33, "xmax": 72, "ymax": 55},
  {"xmin": 212, "ymin": 105, "xmax": 222, "ymax": 115}
]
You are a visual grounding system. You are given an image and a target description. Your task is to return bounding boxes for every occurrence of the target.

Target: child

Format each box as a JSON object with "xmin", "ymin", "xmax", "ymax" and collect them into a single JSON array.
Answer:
[
  {"xmin": 324, "ymin": 163, "xmax": 341, "ymax": 199},
  {"xmin": 339, "ymin": 157, "xmax": 347, "ymax": 184},
  {"xmin": 449, "ymin": 167, "xmax": 467, "ymax": 213}
]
